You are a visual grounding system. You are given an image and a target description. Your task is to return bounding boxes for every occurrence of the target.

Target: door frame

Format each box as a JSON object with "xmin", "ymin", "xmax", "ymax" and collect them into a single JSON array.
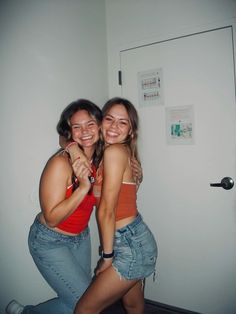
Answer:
[{"xmin": 109, "ymin": 18, "xmax": 236, "ymax": 97}]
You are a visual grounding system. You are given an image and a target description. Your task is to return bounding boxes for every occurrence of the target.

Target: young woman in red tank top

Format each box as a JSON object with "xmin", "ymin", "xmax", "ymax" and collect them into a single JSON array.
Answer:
[{"xmin": 6, "ymin": 99, "xmax": 103, "ymax": 314}]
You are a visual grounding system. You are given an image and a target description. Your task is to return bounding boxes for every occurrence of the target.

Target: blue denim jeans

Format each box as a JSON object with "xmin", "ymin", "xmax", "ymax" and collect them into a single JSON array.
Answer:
[
  {"xmin": 113, "ymin": 214, "xmax": 157, "ymax": 280},
  {"xmin": 22, "ymin": 216, "xmax": 92, "ymax": 314}
]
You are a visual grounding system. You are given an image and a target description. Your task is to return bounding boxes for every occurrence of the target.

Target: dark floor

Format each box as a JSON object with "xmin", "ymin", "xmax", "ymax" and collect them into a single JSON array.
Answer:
[{"xmin": 101, "ymin": 300, "xmax": 192, "ymax": 314}]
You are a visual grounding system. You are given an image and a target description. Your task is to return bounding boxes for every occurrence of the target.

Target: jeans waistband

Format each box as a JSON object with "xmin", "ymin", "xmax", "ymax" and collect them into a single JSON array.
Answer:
[
  {"xmin": 33, "ymin": 214, "xmax": 89, "ymax": 241},
  {"xmin": 116, "ymin": 213, "xmax": 142, "ymax": 235}
]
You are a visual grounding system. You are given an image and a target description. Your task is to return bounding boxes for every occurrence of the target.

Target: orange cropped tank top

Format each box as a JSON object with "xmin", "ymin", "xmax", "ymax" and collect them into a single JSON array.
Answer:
[{"xmin": 93, "ymin": 178, "xmax": 138, "ymax": 222}]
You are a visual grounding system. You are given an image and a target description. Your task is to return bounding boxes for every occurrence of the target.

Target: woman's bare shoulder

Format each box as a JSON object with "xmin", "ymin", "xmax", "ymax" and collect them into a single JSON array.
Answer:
[
  {"xmin": 104, "ymin": 144, "xmax": 128, "ymax": 156},
  {"xmin": 103, "ymin": 144, "xmax": 129, "ymax": 169},
  {"xmin": 42, "ymin": 152, "xmax": 71, "ymax": 176}
]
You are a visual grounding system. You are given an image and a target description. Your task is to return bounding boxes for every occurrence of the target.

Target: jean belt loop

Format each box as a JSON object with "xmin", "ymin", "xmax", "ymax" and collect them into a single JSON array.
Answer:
[{"xmin": 127, "ymin": 225, "xmax": 134, "ymax": 236}]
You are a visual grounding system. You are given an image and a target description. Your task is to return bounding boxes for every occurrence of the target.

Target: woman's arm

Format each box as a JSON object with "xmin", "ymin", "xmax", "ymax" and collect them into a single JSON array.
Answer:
[
  {"xmin": 59, "ymin": 136, "xmax": 92, "ymax": 170},
  {"xmin": 96, "ymin": 144, "xmax": 127, "ymax": 273},
  {"xmin": 39, "ymin": 155, "xmax": 91, "ymax": 227}
]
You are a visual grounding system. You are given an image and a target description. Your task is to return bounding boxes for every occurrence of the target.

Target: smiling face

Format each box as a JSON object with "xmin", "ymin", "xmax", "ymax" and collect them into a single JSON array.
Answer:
[
  {"xmin": 102, "ymin": 104, "xmax": 132, "ymax": 145},
  {"xmin": 70, "ymin": 109, "xmax": 100, "ymax": 149}
]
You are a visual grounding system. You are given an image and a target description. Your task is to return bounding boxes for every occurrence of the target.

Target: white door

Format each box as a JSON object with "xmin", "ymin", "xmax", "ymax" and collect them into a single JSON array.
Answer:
[{"xmin": 120, "ymin": 26, "xmax": 236, "ymax": 314}]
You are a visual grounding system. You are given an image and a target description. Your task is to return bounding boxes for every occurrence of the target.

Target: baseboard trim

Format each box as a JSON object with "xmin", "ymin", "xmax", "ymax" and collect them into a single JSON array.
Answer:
[{"xmin": 145, "ymin": 299, "xmax": 203, "ymax": 314}]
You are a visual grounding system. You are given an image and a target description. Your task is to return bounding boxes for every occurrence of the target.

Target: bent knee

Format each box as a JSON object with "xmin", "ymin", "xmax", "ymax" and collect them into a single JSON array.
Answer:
[
  {"xmin": 123, "ymin": 299, "xmax": 144, "ymax": 312},
  {"xmin": 74, "ymin": 302, "xmax": 100, "ymax": 314}
]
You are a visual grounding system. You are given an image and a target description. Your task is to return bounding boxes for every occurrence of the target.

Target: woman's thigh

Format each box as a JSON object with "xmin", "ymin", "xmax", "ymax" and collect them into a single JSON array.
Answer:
[
  {"xmin": 75, "ymin": 266, "xmax": 139, "ymax": 314},
  {"xmin": 28, "ymin": 221, "xmax": 92, "ymax": 305},
  {"xmin": 71, "ymin": 231, "xmax": 91, "ymax": 279},
  {"xmin": 122, "ymin": 281, "xmax": 144, "ymax": 314}
]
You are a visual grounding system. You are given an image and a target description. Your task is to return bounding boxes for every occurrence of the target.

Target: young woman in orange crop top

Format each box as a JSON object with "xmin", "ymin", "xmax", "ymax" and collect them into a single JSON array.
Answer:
[{"xmin": 74, "ymin": 98, "xmax": 157, "ymax": 314}]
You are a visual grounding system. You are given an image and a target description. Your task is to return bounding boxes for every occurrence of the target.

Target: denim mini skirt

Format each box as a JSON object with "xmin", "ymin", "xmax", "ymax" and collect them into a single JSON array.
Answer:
[{"xmin": 112, "ymin": 214, "xmax": 157, "ymax": 280}]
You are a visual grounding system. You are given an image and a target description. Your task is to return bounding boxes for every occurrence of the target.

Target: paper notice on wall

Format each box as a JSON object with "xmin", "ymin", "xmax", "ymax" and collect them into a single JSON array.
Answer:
[
  {"xmin": 137, "ymin": 68, "xmax": 164, "ymax": 107},
  {"xmin": 166, "ymin": 105, "xmax": 195, "ymax": 145}
]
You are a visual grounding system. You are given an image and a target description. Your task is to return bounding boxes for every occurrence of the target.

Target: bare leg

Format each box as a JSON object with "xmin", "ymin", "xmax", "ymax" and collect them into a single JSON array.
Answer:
[
  {"xmin": 122, "ymin": 280, "xmax": 144, "ymax": 314},
  {"xmin": 74, "ymin": 266, "xmax": 139, "ymax": 314}
]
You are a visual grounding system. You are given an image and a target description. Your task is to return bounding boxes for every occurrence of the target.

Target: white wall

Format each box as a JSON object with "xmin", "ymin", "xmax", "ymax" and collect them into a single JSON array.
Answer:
[
  {"xmin": 0, "ymin": 0, "xmax": 107, "ymax": 312},
  {"xmin": 1, "ymin": 0, "xmax": 236, "ymax": 313},
  {"xmin": 106, "ymin": 0, "xmax": 236, "ymax": 96},
  {"xmin": 105, "ymin": 0, "xmax": 236, "ymax": 313}
]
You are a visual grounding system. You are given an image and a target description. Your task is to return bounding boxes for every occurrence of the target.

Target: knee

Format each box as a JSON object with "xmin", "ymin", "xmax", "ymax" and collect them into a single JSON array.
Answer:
[
  {"xmin": 122, "ymin": 299, "xmax": 144, "ymax": 314},
  {"xmin": 74, "ymin": 302, "xmax": 94, "ymax": 314}
]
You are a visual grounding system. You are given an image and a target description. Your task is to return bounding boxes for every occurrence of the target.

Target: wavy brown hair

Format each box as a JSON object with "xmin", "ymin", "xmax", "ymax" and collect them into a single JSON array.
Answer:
[
  {"xmin": 57, "ymin": 99, "xmax": 103, "ymax": 168},
  {"xmin": 102, "ymin": 97, "xmax": 140, "ymax": 162}
]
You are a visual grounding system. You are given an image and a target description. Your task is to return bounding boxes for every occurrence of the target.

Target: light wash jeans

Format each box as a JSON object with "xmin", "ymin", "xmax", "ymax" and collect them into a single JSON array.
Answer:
[{"xmin": 22, "ymin": 216, "xmax": 92, "ymax": 314}]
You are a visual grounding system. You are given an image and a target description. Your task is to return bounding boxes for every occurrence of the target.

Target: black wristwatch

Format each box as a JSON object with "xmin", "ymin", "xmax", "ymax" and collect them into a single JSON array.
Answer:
[{"xmin": 102, "ymin": 250, "xmax": 114, "ymax": 259}]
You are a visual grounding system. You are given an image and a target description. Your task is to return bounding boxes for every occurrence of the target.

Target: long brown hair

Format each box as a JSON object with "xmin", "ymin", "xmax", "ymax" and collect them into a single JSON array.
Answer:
[{"xmin": 102, "ymin": 97, "xmax": 140, "ymax": 162}]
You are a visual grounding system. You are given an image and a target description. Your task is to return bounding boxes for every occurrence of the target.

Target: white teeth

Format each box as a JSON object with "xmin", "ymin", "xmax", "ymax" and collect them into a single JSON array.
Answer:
[
  {"xmin": 107, "ymin": 131, "xmax": 118, "ymax": 137},
  {"xmin": 81, "ymin": 135, "xmax": 92, "ymax": 140}
]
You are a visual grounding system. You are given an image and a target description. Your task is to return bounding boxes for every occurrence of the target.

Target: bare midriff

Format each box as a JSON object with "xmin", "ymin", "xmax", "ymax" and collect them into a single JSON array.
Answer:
[
  {"xmin": 38, "ymin": 213, "xmax": 86, "ymax": 236},
  {"xmin": 115, "ymin": 215, "xmax": 137, "ymax": 230}
]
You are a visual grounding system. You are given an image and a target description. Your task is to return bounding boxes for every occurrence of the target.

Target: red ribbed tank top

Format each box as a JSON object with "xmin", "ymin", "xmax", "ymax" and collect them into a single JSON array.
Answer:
[{"xmin": 56, "ymin": 165, "xmax": 96, "ymax": 234}]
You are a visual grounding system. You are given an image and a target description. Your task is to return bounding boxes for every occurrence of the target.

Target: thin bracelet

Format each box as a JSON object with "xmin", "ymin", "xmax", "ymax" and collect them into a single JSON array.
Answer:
[{"xmin": 65, "ymin": 141, "xmax": 77, "ymax": 152}]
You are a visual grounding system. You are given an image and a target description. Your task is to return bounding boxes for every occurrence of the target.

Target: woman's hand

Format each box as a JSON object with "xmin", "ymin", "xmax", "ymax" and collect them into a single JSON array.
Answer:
[
  {"xmin": 72, "ymin": 158, "xmax": 91, "ymax": 192},
  {"xmin": 95, "ymin": 258, "xmax": 113, "ymax": 276},
  {"xmin": 71, "ymin": 151, "xmax": 92, "ymax": 172},
  {"xmin": 59, "ymin": 136, "xmax": 92, "ymax": 171},
  {"xmin": 130, "ymin": 158, "xmax": 143, "ymax": 188}
]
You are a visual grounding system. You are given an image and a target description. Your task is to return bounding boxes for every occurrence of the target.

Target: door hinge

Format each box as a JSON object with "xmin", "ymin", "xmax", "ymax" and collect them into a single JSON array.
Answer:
[{"xmin": 118, "ymin": 70, "xmax": 122, "ymax": 86}]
